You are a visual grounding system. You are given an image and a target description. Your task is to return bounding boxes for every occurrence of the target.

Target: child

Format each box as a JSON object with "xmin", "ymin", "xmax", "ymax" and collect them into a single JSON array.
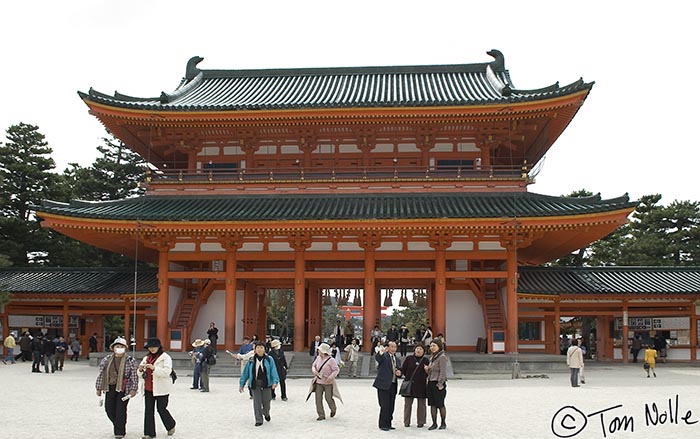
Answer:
[{"xmin": 643, "ymin": 344, "xmax": 657, "ymax": 378}]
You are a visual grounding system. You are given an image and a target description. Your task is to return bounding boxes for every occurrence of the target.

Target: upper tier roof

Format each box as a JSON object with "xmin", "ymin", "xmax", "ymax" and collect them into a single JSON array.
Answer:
[
  {"xmin": 36, "ymin": 192, "xmax": 633, "ymax": 222},
  {"xmin": 79, "ymin": 50, "xmax": 592, "ymax": 112}
]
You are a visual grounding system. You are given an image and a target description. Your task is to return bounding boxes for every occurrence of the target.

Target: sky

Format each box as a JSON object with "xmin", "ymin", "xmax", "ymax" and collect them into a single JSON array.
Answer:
[{"xmin": 1, "ymin": 1, "xmax": 698, "ymax": 205}]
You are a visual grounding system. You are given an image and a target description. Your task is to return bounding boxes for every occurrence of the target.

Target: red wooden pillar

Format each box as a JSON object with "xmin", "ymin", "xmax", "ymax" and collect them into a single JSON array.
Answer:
[
  {"xmin": 505, "ymin": 246, "xmax": 518, "ymax": 354},
  {"xmin": 257, "ymin": 288, "xmax": 267, "ymax": 340},
  {"xmin": 293, "ymin": 241, "xmax": 308, "ymax": 352},
  {"xmin": 157, "ymin": 247, "xmax": 170, "ymax": 347},
  {"xmin": 362, "ymin": 244, "xmax": 378, "ymax": 352},
  {"xmin": 433, "ymin": 247, "xmax": 447, "ymax": 338},
  {"xmin": 554, "ymin": 299, "xmax": 561, "ymax": 355},
  {"xmin": 622, "ymin": 303, "xmax": 629, "ymax": 363},
  {"xmin": 124, "ymin": 298, "xmax": 131, "ymax": 342},
  {"xmin": 307, "ymin": 286, "xmax": 321, "ymax": 345},
  {"xmin": 62, "ymin": 300, "xmax": 69, "ymax": 339},
  {"xmin": 224, "ymin": 246, "xmax": 238, "ymax": 351},
  {"xmin": 244, "ymin": 283, "xmax": 257, "ymax": 338}
]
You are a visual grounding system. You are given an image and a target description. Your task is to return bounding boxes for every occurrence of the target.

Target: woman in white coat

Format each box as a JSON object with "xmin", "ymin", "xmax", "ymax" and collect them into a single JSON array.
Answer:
[{"xmin": 139, "ymin": 338, "xmax": 176, "ymax": 438}]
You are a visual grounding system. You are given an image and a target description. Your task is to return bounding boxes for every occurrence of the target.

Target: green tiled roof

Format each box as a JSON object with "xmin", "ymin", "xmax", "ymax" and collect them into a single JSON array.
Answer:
[
  {"xmin": 79, "ymin": 50, "xmax": 592, "ymax": 112},
  {"xmin": 0, "ymin": 268, "xmax": 158, "ymax": 295},
  {"xmin": 35, "ymin": 192, "xmax": 634, "ymax": 222},
  {"xmin": 518, "ymin": 266, "xmax": 700, "ymax": 295}
]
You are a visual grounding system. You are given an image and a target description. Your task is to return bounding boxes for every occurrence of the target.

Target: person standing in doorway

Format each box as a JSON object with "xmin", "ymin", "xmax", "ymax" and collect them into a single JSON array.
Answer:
[
  {"xmin": 373, "ymin": 341, "xmax": 402, "ymax": 431},
  {"xmin": 631, "ymin": 335, "xmax": 642, "ymax": 363},
  {"xmin": 239, "ymin": 341, "xmax": 279, "ymax": 426},
  {"xmin": 89, "ymin": 332, "xmax": 99, "ymax": 360},
  {"xmin": 398, "ymin": 324, "xmax": 410, "ymax": 357},
  {"xmin": 309, "ymin": 335, "xmax": 321, "ymax": 359},
  {"xmin": 343, "ymin": 338, "xmax": 360, "ymax": 378},
  {"xmin": 70, "ymin": 337, "xmax": 81, "ymax": 361},
  {"xmin": 343, "ymin": 320, "xmax": 355, "ymax": 347},
  {"xmin": 425, "ymin": 339, "xmax": 448, "ymax": 430},
  {"xmin": 138, "ymin": 337, "xmax": 176, "ymax": 438},
  {"xmin": 386, "ymin": 324, "xmax": 399, "ymax": 344},
  {"xmin": 95, "ymin": 337, "xmax": 139, "ymax": 439},
  {"xmin": 566, "ymin": 338, "xmax": 584, "ymax": 387}
]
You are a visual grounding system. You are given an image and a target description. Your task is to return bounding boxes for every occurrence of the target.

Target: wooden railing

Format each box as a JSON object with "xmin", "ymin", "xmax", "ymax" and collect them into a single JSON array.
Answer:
[{"xmin": 147, "ymin": 164, "xmax": 529, "ymax": 184}]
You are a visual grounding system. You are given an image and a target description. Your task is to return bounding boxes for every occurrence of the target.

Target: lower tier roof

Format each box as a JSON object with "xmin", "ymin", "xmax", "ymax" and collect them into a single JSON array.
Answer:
[
  {"xmin": 3, "ymin": 266, "xmax": 699, "ymax": 296},
  {"xmin": 36, "ymin": 191, "xmax": 634, "ymax": 222}
]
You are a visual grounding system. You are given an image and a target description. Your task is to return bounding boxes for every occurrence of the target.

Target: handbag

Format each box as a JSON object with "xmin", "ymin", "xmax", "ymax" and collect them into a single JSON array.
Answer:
[{"xmin": 399, "ymin": 357, "xmax": 425, "ymax": 398}]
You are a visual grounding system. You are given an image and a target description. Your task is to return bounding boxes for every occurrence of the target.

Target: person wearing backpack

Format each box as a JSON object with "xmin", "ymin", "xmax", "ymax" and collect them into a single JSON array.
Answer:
[{"xmin": 138, "ymin": 337, "xmax": 176, "ymax": 438}]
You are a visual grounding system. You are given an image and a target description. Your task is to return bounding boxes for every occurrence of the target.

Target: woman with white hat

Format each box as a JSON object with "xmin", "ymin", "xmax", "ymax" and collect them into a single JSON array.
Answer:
[
  {"xmin": 190, "ymin": 339, "xmax": 204, "ymax": 390},
  {"xmin": 309, "ymin": 342, "xmax": 342, "ymax": 420},
  {"xmin": 95, "ymin": 337, "xmax": 139, "ymax": 439},
  {"xmin": 138, "ymin": 337, "xmax": 176, "ymax": 438}
]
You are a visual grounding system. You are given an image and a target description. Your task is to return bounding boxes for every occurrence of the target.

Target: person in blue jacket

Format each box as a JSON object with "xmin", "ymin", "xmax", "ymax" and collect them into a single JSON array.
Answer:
[{"xmin": 239, "ymin": 341, "xmax": 279, "ymax": 426}]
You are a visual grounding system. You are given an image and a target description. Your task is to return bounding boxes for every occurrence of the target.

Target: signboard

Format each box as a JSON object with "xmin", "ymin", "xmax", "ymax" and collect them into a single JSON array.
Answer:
[
  {"xmin": 615, "ymin": 316, "xmax": 689, "ymax": 331},
  {"xmin": 8, "ymin": 315, "xmax": 79, "ymax": 328}
]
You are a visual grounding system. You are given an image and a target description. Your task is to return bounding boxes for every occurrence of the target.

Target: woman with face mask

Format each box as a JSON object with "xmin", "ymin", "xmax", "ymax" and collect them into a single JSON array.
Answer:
[
  {"xmin": 95, "ymin": 337, "xmax": 139, "ymax": 439},
  {"xmin": 138, "ymin": 338, "xmax": 176, "ymax": 438}
]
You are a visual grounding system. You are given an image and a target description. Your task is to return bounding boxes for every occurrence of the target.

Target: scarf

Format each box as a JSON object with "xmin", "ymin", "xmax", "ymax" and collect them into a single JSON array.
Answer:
[{"xmin": 102, "ymin": 354, "xmax": 127, "ymax": 392}]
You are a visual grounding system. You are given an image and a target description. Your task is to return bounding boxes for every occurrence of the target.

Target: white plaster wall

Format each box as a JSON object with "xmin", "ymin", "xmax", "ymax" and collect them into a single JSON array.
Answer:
[
  {"xmin": 168, "ymin": 285, "xmax": 183, "ymax": 323},
  {"xmin": 193, "ymin": 290, "xmax": 226, "ymax": 342},
  {"xmin": 446, "ymin": 290, "xmax": 484, "ymax": 346},
  {"xmin": 667, "ymin": 348, "xmax": 691, "ymax": 360}
]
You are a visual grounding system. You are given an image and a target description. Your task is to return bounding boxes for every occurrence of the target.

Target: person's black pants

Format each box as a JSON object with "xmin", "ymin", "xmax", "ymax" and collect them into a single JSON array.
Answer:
[
  {"xmin": 105, "ymin": 385, "xmax": 129, "ymax": 436},
  {"xmin": 144, "ymin": 390, "xmax": 176, "ymax": 437},
  {"xmin": 399, "ymin": 342, "xmax": 408, "ymax": 357},
  {"xmin": 31, "ymin": 351, "xmax": 42, "ymax": 371},
  {"xmin": 271, "ymin": 378, "xmax": 287, "ymax": 399},
  {"xmin": 377, "ymin": 382, "xmax": 398, "ymax": 429}
]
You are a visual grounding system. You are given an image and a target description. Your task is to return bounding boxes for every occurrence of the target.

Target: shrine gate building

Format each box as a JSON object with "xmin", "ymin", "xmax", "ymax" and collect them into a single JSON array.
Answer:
[{"xmin": 32, "ymin": 50, "xmax": 637, "ymax": 354}]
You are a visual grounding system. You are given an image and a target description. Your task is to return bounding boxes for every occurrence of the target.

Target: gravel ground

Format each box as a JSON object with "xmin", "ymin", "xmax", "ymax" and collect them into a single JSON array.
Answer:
[{"xmin": 2, "ymin": 359, "xmax": 700, "ymax": 438}]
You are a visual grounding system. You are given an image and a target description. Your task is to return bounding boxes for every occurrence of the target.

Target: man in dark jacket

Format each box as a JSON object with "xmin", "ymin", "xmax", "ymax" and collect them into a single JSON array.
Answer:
[
  {"xmin": 373, "ymin": 341, "xmax": 402, "ymax": 431},
  {"xmin": 31, "ymin": 333, "xmax": 44, "ymax": 372},
  {"xmin": 88, "ymin": 333, "xmax": 99, "ymax": 359},
  {"xmin": 42, "ymin": 335, "xmax": 56, "ymax": 373},
  {"xmin": 18, "ymin": 332, "xmax": 32, "ymax": 362}
]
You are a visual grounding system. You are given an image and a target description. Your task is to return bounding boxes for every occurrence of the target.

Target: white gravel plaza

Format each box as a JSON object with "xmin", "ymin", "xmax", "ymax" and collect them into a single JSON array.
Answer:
[{"xmin": 3, "ymin": 359, "xmax": 700, "ymax": 439}]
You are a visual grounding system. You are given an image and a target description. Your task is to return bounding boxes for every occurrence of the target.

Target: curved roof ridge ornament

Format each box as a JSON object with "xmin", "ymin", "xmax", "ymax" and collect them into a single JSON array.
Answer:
[
  {"xmin": 186, "ymin": 56, "xmax": 204, "ymax": 81},
  {"xmin": 486, "ymin": 49, "xmax": 505, "ymax": 71}
]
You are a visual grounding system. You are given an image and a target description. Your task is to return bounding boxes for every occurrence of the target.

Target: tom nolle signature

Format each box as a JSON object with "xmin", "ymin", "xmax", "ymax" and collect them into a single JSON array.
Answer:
[{"xmin": 551, "ymin": 394, "xmax": 697, "ymax": 438}]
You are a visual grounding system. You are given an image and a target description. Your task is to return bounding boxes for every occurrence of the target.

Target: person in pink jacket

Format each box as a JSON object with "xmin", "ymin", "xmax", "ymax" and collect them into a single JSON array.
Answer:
[{"xmin": 311, "ymin": 343, "xmax": 341, "ymax": 420}]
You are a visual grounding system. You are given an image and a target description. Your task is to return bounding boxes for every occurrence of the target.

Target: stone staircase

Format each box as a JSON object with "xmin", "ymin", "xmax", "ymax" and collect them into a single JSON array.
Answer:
[{"xmin": 90, "ymin": 351, "xmax": 568, "ymax": 378}]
